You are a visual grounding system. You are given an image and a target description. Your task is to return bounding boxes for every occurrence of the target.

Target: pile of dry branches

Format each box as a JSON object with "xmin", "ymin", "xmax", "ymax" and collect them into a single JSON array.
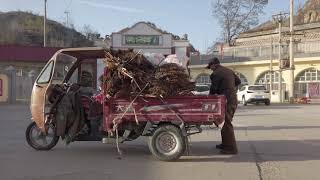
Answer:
[{"xmin": 103, "ymin": 49, "xmax": 194, "ymax": 98}]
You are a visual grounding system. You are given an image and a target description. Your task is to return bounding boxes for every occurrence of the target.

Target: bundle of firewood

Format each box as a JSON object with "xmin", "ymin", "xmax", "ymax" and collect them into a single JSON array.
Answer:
[
  {"xmin": 103, "ymin": 49, "xmax": 195, "ymax": 98},
  {"xmin": 148, "ymin": 63, "xmax": 195, "ymax": 97}
]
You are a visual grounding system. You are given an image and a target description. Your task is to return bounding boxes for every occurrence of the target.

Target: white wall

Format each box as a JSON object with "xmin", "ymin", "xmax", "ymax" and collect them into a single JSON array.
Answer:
[
  {"xmin": 175, "ymin": 47, "xmax": 187, "ymax": 58},
  {"xmin": 111, "ymin": 23, "xmax": 174, "ymax": 55},
  {"xmin": 162, "ymin": 34, "xmax": 173, "ymax": 47},
  {"xmin": 112, "ymin": 34, "xmax": 122, "ymax": 47}
]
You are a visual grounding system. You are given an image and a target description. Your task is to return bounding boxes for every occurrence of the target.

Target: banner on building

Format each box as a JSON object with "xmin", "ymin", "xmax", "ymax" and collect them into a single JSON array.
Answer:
[
  {"xmin": 308, "ymin": 83, "xmax": 320, "ymax": 98},
  {"xmin": 0, "ymin": 79, "xmax": 2, "ymax": 96}
]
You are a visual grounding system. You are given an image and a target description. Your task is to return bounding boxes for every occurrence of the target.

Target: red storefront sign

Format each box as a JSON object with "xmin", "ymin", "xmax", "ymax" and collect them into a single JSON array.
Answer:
[{"xmin": 0, "ymin": 79, "xmax": 2, "ymax": 96}]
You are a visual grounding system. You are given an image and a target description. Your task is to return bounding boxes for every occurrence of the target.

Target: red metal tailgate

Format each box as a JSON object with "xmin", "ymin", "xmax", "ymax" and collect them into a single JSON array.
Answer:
[{"xmin": 103, "ymin": 95, "xmax": 226, "ymax": 132}]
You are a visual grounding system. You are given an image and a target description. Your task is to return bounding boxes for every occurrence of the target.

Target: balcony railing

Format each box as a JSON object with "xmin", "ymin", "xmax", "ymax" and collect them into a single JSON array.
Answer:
[{"xmin": 190, "ymin": 41, "xmax": 320, "ymax": 66}]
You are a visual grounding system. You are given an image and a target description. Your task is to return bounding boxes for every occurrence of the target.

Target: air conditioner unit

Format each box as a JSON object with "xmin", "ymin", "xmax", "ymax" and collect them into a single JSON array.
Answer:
[{"xmin": 280, "ymin": 59, "xmax": 290, "ymax": 69}]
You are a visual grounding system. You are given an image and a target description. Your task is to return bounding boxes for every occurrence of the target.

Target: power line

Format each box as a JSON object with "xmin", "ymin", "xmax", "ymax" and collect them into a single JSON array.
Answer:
[{"xmin": 66, "ymin": 0, "xmax": 73, "ymax": 10}]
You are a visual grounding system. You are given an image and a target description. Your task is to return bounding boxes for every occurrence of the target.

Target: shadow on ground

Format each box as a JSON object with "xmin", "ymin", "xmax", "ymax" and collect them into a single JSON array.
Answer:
[{"xmin": 177, "ymin": 139, "xmax": 320, "ymax": 163}]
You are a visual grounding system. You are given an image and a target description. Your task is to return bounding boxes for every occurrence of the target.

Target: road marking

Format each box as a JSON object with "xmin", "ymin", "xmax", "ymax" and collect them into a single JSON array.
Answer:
[{"xmin": 233, "ymin": 123, "xmax": 248, "ymax": 127}]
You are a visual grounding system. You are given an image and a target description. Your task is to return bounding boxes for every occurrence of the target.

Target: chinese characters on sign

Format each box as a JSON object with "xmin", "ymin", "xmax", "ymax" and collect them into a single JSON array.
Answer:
[
  {"xmin": 125, "ymin": 35, "xmax": 160, "ymax": 46},
  {"xmin": 202, "ymin": 103, "xmax": 218, "ymax": 112}
]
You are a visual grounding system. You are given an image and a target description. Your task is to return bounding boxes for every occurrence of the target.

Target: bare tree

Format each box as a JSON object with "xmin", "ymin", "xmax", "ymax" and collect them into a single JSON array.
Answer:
[
  {"xmin": 295, "ymin": 0, "xmax": 304, "ymax": 15},
  {"xmin": 212, "ymin": 0, "xmax": 268, "ymax": 45},
  {"xmin": 81, "ymin": 24, "xmax": 100, "ymax": 40},
  {"xmin": 81, "ymin": 24, "xmax": 94, "ymax": 39}
]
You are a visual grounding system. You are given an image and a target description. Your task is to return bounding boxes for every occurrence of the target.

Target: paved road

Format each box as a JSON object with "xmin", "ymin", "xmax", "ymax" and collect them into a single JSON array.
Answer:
[{"xmin": 1, "ymin": 103, "xmax": 320, "ymax": 180}]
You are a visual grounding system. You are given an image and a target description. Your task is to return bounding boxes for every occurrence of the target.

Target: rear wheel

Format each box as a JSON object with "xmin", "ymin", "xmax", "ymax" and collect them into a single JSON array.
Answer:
[
  {"xmin": 26, "ymin": 122, "xmax": 59, "ymax": 150},
  {"xmin": 265, "ymin": 100, "xmax": 271, "ymax": 106},
  {"xmin": 242, "ymin": 96, "xmax": 247, "ymax": 106},
  {"xmin": 148, "ymin": 124, "xmax": 186, "ymax": 161}
]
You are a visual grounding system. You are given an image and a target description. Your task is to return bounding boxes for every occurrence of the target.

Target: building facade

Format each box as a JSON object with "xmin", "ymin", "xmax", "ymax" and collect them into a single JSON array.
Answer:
[
  {"xmin": 96, "ymin": 22, "xmax": 195, "ymax": 86},
  {"xmin": 111, "ymin": 22, "xmax": 192, "ymax": 57},
  {"xmin": 189, "ymin": 0, "xmax": 320, "ymax": 102}
]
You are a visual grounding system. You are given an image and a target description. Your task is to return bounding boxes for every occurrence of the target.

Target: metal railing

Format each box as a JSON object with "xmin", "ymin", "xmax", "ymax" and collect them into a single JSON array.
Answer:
[{"xmin": 190, "ymin": 41, "xmax": 320, "ymax": 66}]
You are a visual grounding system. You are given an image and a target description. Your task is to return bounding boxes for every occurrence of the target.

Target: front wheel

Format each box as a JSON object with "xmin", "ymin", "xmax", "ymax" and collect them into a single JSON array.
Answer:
[
  {"xmin": 26, "ymin": 122, "xmax": 59, "ymax": 150},
  {"xmin": 148, "ymin": 124, "xmax": 186, "ymax": 161}
]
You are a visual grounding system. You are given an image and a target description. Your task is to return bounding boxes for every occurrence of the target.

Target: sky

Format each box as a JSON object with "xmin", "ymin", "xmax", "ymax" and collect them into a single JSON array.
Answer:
[{"xmin": 0, "ymin": 0, "xmax": 307, "ymax": 52}]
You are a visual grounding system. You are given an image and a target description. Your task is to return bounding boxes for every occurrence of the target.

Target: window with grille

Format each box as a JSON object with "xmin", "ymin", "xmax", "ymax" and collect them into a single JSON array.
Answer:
[
  {"xmin": 255, "ymin": 71, "xmax": 285, "ymax": 90},
  {"xmin": 195, "ymin": 74, "xmax": 211, "ymax": 85},
  {"xmin": 296, "ymin": 68, "xmax": 320, "ymax": 83}
]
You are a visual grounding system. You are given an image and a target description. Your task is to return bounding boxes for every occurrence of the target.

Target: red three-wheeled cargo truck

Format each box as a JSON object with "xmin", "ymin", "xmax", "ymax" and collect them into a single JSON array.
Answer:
[{"xmin": 26, "ymin": 47, "xmax": 225, "ymax": 161}]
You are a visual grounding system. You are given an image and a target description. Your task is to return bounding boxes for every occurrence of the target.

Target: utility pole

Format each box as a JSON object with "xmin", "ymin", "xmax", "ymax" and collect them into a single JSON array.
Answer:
[
  {"xmin": 64, "ymin": 10, "xmax": 70, "ymax": 27},
  {"xmin": 270, "ymin": 37, "xmax": 274, "ymax": 97},
  {"xmin": 43, "ymin": 0, "xmax": 47, "ymax": 47},
  {"xmin": 273, "ymin": 12, "xmax": 288, "ymax": 103},
  {"xmin": 278, "ymin": 20, "xmax": 283, "ymax": 103},
  {"xmin": 289, "ymin": 0, "xmax": 295, "ymax": 103}
]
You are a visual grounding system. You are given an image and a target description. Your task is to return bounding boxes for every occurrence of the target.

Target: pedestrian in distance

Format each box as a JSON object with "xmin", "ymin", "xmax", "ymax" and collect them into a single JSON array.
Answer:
[{"xmin": 207, "ymin": 57, "xmax": 241, "ymax": 154}]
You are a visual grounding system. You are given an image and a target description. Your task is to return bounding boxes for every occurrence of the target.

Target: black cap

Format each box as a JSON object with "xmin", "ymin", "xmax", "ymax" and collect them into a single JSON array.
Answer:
[{"xmin": 206, "ymin": 57, "xmax": 220, "ymax": 69}]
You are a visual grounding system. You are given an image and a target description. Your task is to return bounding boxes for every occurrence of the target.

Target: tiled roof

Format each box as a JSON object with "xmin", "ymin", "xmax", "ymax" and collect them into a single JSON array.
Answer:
[
  {"xmin": 0, "ymin": 45, "xmax": 61, "ymax": 62},
  {"xmin": 115, "ymin": 21, "xmax": 171, "ymax": 34},
  {"xmin": 240, "ymin": 0, "xmax": 320, "ymax": 36}
]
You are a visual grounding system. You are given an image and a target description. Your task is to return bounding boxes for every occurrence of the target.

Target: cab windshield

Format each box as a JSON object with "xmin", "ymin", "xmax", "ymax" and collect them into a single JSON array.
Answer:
[{"xmin": 52, "ymin": 53, "xmax": 77, "ymax": 84}]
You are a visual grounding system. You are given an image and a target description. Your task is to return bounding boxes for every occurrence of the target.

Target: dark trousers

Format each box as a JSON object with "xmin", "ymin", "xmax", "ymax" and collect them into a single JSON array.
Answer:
[{"xmin": 221, "ymin": 102, "xmax": 238, "ymax": 151}]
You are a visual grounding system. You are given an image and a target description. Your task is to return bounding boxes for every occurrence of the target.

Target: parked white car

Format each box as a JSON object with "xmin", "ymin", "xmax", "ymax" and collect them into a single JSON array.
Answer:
[
  {"xmin": 192, "ymin": 84, "xmax": 210, "ymax": 95},
  {"xmin": 237, "ymin": 85, "xmax": 271, "ymax": 106}
]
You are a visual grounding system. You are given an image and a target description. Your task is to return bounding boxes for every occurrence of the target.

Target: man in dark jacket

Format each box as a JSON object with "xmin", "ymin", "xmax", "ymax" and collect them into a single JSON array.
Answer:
[{"xmin": 207, "ymin": 57, "xmax": 241, "ymax": 154}]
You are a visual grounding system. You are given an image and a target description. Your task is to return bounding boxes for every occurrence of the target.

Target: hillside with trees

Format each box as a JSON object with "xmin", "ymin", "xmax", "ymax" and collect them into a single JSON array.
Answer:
[{"xmin": 0, "ymin": 11, "xmax": 93, "ymax": 47}]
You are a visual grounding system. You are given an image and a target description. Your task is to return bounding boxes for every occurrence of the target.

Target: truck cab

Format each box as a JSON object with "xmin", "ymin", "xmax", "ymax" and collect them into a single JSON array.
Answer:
[{"xmin": 30, "ymin": 47, "xmax": 105, "ymax": 131}]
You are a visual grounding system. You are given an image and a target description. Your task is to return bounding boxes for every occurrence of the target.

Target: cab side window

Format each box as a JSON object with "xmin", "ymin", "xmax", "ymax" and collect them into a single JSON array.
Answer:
[
  {"xmin": 68, "ymin": 69, "xmax": 79, "ymax": 84},
  {"xmin": 37, "ymin": 61, "xmax": 54, "ymax": 84}
]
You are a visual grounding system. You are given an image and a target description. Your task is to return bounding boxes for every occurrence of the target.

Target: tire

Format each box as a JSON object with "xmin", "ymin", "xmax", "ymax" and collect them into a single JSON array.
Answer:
[
  {"xmin": 148, "ymin": 124, "xmax": 186, "ymax": 161},
  {"xmin": 242, "ymin": 96, "xmax": 247, "ymax": 106},
  {"xmin": 265, "ymin": 100, "xmax": 271, "ymax": 106},
  {"xmin": 26, "ymin": 122, "xmax": 59, "ymax": 151}
]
